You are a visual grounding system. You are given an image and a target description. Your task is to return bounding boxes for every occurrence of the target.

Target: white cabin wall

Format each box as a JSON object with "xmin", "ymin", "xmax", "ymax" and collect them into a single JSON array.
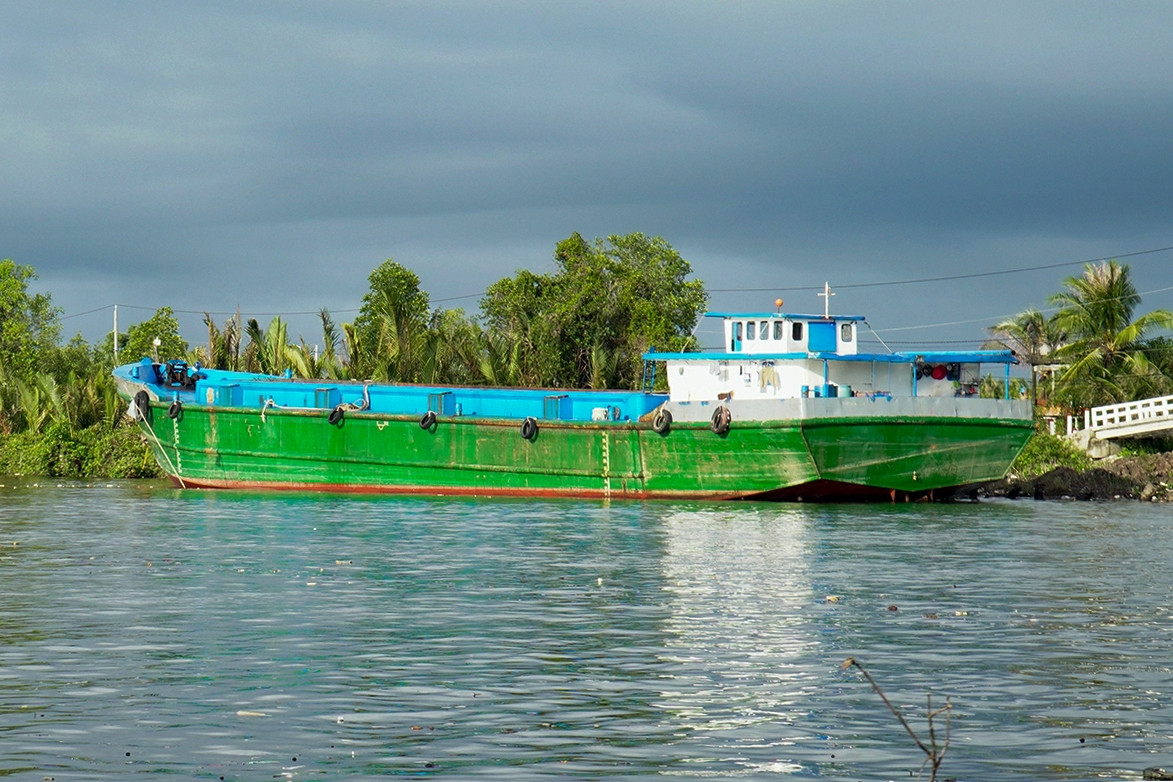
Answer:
[
  {"xmin": 836, "ymin": 322, "xmax": 858, "ymax": 356},
  {"xmin": 668, "ymin": 359, "xmax": 839, "ymax": 401},
  {"xmin": 665, "ymin": 358, "xmax": 1001, "ymax": 401},
  {"xmin": 823, "ymin": 362, "xmax": 876, "ymax": 394},
  {"xmin": 721, "ymin": 317, "xmax": 858, "ymax": 355},
  {"xmin": 887, "ymin": 364, "xmax": 914, "ymax": 396}
]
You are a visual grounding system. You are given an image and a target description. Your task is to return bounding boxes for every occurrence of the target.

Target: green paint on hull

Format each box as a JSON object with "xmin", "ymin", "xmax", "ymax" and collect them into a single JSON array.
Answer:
[
  {"xmin": 801, "ymin": 416, "xmax": 1034, "ymax": 492},
  {"xmin": 130, "ymin": 399, "xmax": 1031, "ymax": 500}
]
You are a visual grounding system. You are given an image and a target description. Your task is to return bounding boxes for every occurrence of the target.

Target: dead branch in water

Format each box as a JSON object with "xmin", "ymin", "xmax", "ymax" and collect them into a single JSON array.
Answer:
[{"xmin": 842, "ymin": 656, "xmax": 952, "ymax": 781}]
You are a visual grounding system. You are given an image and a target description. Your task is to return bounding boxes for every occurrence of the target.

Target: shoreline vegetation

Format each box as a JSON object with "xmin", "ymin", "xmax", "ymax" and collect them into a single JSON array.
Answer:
[{"xmin": 4, "ymin": 244, "xmax": 1173, "ymax": 499}]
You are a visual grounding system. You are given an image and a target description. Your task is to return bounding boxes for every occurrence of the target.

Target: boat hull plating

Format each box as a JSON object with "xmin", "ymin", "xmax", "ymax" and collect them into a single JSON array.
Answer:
[{"xmin": 129, "ymin": 399, "xmax": 1032, "ymax": 500}]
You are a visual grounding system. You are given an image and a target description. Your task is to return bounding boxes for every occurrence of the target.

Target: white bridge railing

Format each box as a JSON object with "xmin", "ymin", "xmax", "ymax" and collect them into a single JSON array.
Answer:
[{"xmin": 1083, "ymin": 394, "xmax": 1173, "ymax": 439}]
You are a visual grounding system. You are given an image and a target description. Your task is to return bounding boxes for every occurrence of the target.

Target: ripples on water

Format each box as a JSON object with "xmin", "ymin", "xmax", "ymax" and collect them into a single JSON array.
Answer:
[{"xmin": 2, "ymin": 480, "xmax": 1172, "ymax": 780}]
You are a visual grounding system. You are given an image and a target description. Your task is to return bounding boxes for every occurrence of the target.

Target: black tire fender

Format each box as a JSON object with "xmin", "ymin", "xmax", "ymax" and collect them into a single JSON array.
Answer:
[
  {"xmin": 328, "ymin": 405, "xmax": 345, "ymax": 426},
  {"xmin": 133, "ymin": 390, "xmax": 151, "ymax": 421},
  {"xmin": 420, "ymin": 410, "xmax": 437, "ymax": 429},
  {"xmin": 652, "ymin": 408, "xmax": 672, "ymax": 435},
  {"xmin": 167, "ymin": 399, "xmax": 182, "ymax": 420},
  {"xmin": 520, "ymin": 416, "xmax": 538, "ymax": 440},
  {"xmin": 710, "ymin": 405, "xmax": 731, "ymax": 435}
]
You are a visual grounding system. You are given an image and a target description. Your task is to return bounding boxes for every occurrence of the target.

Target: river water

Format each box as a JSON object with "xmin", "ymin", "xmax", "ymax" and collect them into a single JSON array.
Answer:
[{"xmin": 1, "ymin": 480, "xmax": 1172, "ymax": 780}]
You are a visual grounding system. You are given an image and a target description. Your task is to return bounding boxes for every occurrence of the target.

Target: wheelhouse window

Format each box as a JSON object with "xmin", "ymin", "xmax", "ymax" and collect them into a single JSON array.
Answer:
[
  {"xmin": 792, "ymin": 322, "xmax": 804, "ymax": 341},
  {"xmin": 746, "ymin": 321, "xmax": 756, "ymax": 340},
  {"xmin": 840, "ymin": 323, "xmax": 854, "ymax": 343},
  {"xmin": 731, "ymin": 321, "xmax": 743, "ymax": 351},
  {"xmin": 773, "ymin": 321, "xmax": 785, "ymax": 340},
  {"xmin": 759, "ymin": 321, "xmax": 768, "ymax": 340}
]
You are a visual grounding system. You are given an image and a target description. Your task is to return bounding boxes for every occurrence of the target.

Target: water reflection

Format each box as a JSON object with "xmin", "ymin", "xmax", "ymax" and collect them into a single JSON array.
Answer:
[
  {"xmin": 653, "ymin": 507, "xmax": 822, "ymax": 775},
  {"xmin": 4, "ymin": 484, "xmax": 1173, "ymax": 779}
]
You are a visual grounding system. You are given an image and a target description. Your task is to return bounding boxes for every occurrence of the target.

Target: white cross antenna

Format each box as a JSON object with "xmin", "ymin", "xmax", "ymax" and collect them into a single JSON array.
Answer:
[{"xmin": 817, "ymin": 281, "xmax": 835, "ymax": 318}]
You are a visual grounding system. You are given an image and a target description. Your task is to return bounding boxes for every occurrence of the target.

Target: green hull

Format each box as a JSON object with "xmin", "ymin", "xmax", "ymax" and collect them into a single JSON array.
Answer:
[
  {"xmin": 131, "ymin": 400, "xmax": 1032, "ymax": 500},
  {"xmin": 803, "ymin": 416, "xmax": 1033, "ymax": 494}
]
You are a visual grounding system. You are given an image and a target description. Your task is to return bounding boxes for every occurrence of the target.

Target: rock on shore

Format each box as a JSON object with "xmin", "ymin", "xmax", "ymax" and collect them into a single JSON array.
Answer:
[{"xmin": 984, "ymin": 453, "xmax": 1173, "ymax": 501}]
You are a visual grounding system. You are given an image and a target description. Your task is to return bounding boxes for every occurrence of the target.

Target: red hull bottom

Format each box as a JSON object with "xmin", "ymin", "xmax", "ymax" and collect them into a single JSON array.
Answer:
[{"xmin": 163, "ymin": 475, "xmax": 979, "ymax": 503}]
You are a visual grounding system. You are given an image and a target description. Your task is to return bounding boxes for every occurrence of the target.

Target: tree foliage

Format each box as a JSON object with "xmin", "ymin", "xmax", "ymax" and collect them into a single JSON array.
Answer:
[
  {"xmin": 350, "ymin": 260, "xmax": 431, "ymax": 380},
  {"xmin": 1010, "ymin": 431, "xmax": 1092, "ymax": 478},
  {"xmin": 200, "ymin": 311, "xmax": 243, "ymax": 371},
  {"xmin": 986, "ymin": 308, "xmax": 1066, "ymax": 406},
  {"xmin": 421, "ymin": 308, "xmax": 482, "ymax": 385},
  {"xmin": 0, "ymin": 259, "xmax": 61, "ymax": 381},
  {"xmin": 123, "ymin": 307, "xmax": 188, "ymax": 363},
  {"xmin": 481, "ymin": 232, "xmax": 707, "ymax": 389},
  {"xmin": 991, "ymin": 260, "xmax": 1173, "ymax": 413},
  {"xmin": 1048, "ymin": 260, "xmax": 1173, "ymax": 408},
  {"xmin": 244, "ymin": 316, "xmax": 300, "ymax": 376},
  {"xmin": 0, "ymin": 236, "xmax": 712, "ymax": 476}
]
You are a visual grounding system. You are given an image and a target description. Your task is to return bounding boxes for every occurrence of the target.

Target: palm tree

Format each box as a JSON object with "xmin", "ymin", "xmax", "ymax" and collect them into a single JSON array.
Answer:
[
  {"xmin": 350, "ymin": 261, "xmax": 431, "ymax": 382},
  {"xmin": 283, "ymin": 310, "xmax": 347, "ymax": 380},
  {"xmin": 478, "ymin": 331, "xmax": 523, "ymax": 386},
  {"xmin": 1048, "ymin": 260, "xmax": 1173, "ymax": 409},
  {"xmin": 202, "ymin": 311, "xmax": 242, "ymax": 371},
  {"xmin": 316, "ymin": 309, "xmax": 345, "ymax": 379},
  {"xmin": 244, "ymin": 317, "xmax": 297, "ymax": 376},
  {"xmin": 588, "ymin": 343, "xmax": 620, "ymax": 389},
  {"xmin": 371, "ymin": 291, "xmax": 428, "ymax": 381},
  {"xmin": 338, "ymin": 322, "xmax": 359, "ymax": 378},
  {"xmin": 986, "ymin": 309, "xmax": 1066, "ymax": 406},
  {"xmin": 419, "ymin": 309, "xmax": 482, "ymax": 385}
]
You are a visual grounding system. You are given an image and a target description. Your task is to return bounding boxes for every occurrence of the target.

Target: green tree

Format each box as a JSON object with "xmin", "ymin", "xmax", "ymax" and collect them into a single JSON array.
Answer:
[
  {"xmin": 0, "ymin": 259, "xmax": 61, "ymax": 381},
  {"xmin": 477, "ymin": 331, "xmax": 524, "ymax": 386},
  {"xmin": 985, "ymin": 308, "xmax": 1066, "ymax": 406},
  {"xmin": 46, "ymin": 335, "xmax": 121, "ymax": 430},
  {"xmin": 0, "ymin": 359, "xmax": 24, "ymax": 433},
  {"xmin": 421, "ymin": 308, "xmax": 482, "ymax": 385},
  {"xmin": 123, "ymin": 307, "xmax": 188, "ymax": 363},
  {"xmin": 244, "ymin": 316, "xmax": 299, "ymax": 376},
  {"xmin": 282, "ymin": 311, "xmax": 346, "ymax": 380},
  {"xmin": 200, "ymin": 311, "xmax": 242, "ymax": 371},
  {"xmin": 481, "ymin": 232, "xmax": 707, "ymax": 389},
  {"xmin": 479, "ymin": 269, "xmax": 549, "ymax": 385},
  {"xmin": 1049, "ymin": 260, "xmax": 1173, "ymax": 409},
  {"xmin": 315, "ymin": 309, "xmax": 345, "ymax": 379},
  {"xmin": 349, "ymin": 260, "xmax": 431, "ymax": 381}
]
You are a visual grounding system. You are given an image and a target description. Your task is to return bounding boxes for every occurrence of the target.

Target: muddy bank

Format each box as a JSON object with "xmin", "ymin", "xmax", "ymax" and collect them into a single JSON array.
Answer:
[{"xmin": 984, "ymin": 452, "xmax": 1173, "ymax": 501}]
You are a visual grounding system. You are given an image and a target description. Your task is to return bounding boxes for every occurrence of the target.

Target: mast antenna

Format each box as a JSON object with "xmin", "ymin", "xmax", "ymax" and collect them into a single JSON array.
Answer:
[{"xmin": 818, "ymin": 282, "xmax": 835, "ymax": 318}]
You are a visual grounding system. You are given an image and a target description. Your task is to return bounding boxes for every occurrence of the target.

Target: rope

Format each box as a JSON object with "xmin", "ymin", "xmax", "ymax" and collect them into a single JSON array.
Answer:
[
  {"xmin": 137, "ymin": 407, "xmax": 187, "ymax": 488},
  {"xmin": 260, "ymin": 385, "xmax": 367, "ymax": 423}
]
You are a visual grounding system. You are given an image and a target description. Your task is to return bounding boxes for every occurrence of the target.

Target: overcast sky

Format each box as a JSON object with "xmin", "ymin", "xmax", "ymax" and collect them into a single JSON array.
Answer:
[{"xmin": 4, "ymin": 1, "xmax": 1173, "ymax": 352}]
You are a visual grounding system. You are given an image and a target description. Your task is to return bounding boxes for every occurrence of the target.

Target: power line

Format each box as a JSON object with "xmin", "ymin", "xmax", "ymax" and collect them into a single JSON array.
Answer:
[
  {"xmin": 875, "ymin": 283, "xmax": 1173, "ymax": 333},
  {"xmin": 59, "ymin": 304, "xmax": 114, "ymax": 320},
  {"xmin": 709, "ymin": 244, "xmax": 1173, "ymax": 293},
  {"xmin": 56, "ymin": 244, "xmax": 1173, "ymax": 334},
  {"xmin": 61, "ymin": 303, "xmax": 362, "ymax": 321}
]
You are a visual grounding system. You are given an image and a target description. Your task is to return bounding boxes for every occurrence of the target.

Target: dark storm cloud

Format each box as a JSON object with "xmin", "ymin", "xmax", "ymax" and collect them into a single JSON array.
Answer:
[{"xmin": 3, "ymin": 1, "xmax": 1173, "ymax": 345}]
